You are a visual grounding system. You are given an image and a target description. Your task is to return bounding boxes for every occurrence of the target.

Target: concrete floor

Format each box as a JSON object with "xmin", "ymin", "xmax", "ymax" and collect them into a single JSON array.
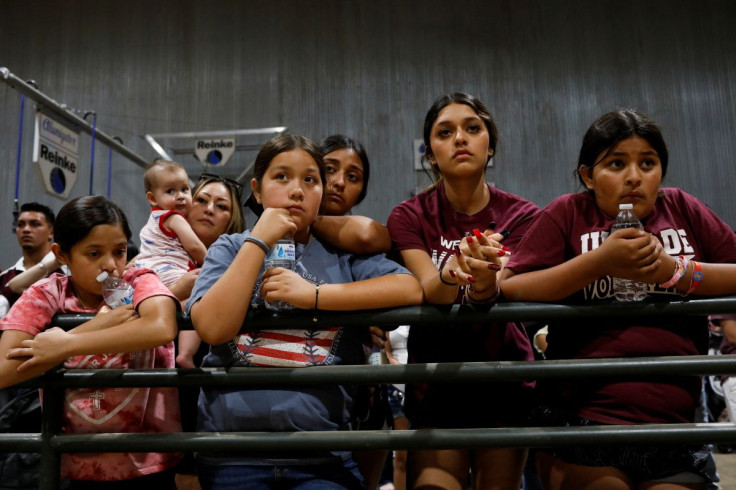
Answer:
[{"xmin": 715, "ymin": 452, "xmax": 736, "ymax": 489}]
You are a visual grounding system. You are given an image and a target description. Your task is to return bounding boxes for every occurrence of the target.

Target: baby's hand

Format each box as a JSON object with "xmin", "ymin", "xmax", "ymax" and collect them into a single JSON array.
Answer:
[
  {"xmin": 170, "ymin": 269, "xmax": 200, "ymax": 301},
  {"xmin": 6, "ymin": 327, "xmax": 72, "ymax": 372}
]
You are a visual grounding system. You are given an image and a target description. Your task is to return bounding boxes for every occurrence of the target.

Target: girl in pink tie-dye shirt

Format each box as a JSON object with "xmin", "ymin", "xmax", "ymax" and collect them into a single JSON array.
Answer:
[{"xmin": 0, "ymin": 195, "xmax": 181, "ymax": 489}]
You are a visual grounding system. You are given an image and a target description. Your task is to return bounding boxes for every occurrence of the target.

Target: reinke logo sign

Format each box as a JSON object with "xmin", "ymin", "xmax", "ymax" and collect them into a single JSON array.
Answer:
[
  {"xmin": 194, "ymin": 139, "xmax": 235, "ymax": 166},
  {"xmin": 33, "ymin": 112, "xmax": 80, "ymax": 199}
]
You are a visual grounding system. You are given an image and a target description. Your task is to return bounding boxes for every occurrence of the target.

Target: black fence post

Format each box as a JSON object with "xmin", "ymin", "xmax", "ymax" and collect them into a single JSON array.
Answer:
[{"xmin": 38, "ymin": 374, "xmax": 62, "ymax": 490}]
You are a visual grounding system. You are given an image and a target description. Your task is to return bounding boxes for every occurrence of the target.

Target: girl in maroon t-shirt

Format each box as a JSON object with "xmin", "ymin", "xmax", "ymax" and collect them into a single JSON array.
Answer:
[
  {"xmin": 388, "ymin": 93, "xmax": 539, "ymax": 490},
  {"xmin": 502, "ymin": 109, "xmax": 736, "ymax": 489}
]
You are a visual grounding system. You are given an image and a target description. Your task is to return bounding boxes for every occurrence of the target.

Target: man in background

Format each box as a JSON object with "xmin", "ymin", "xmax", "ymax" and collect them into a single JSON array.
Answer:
[{"xmin": 0, "ymin": 202, "xmax": 56, "ymax": 316}]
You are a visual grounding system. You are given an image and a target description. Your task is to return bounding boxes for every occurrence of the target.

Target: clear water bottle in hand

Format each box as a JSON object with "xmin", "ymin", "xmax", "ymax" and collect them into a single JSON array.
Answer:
[
  {"xmin": 97, "ymin": 271, "xmax": 134, "ymax": 309},
  {"xmin": 263, "ymin": 233, "xmax": 296, "ymax": 311},
  {"xmin": 367, "ymin": 346, "xmax": 388, "ymax": 365},
  {"xmin": 611, "ymin": 203, "xmax": 648, "ymax": 302}
]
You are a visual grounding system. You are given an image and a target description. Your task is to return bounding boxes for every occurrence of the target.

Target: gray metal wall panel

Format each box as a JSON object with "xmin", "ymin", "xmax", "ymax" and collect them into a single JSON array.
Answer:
[{"xmin": 1, "ymin": 0, "xmax": 735, "ymax": 267}]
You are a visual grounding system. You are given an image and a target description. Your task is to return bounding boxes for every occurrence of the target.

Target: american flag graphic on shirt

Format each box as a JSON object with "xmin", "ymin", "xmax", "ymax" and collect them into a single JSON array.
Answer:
[{"xmin": 229, "ymin": 327, "xmax": 343, "ymax": 367}]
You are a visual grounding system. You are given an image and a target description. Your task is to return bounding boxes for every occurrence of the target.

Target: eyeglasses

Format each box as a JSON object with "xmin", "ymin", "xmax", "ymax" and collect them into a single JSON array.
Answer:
[{"xmin": 198, "ymin": 173, "xmax": 244, "ymax": 203}]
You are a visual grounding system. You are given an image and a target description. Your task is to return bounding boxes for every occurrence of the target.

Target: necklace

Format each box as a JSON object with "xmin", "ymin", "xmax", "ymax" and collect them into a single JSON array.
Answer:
[{"xmin": 72, "ymin": 285, "xmax": 100, "ymax": 310}]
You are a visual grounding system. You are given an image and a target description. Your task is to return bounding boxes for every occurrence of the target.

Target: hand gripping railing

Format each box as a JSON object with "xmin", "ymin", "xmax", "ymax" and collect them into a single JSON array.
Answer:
[{"xmin": 5, "ymin": 297, "xmax": 736, "ymax": 489}]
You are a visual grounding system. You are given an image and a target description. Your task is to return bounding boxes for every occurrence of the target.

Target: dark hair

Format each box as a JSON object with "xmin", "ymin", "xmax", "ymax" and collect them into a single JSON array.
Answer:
[
  {"xmin": 423, "ymin": 92, "xmax": 499, "ymax": 183},
  {"xmin": 319, "ymin": 134, "xmax": 370, "ymax": 205},
  {"xmin": 126, "ymin": 240, "xmax": 139, "ymax": 262},
  {"xmin": 247, "ymin": 134, "xmax": 324, "ymax": 216},
  {"xmin": 54, "ymin": 195, "xmax": 132, "ymax": 253},
  {"xmin": 19, "ymin": 202, "xmax": 55, "ymax": 227},
  {"xmin": 577, "ymin": 109, "xmax": 669, "ymax": 186}
]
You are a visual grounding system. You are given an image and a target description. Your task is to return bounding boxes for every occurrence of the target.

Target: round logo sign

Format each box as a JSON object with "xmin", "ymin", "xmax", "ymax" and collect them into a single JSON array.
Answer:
[
  {"xmin": 206, "ymin": 150, "xmax": 223, "ymax": 165},
  {"xmin": 50, "ymin": 168, "xmax": 67, "ymax": 194}
]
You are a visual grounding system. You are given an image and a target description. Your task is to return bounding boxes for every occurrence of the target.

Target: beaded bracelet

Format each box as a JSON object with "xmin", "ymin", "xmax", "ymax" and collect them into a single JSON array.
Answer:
[
  {"xmin": 244, "ymin": 236, "xmax": 270, "ymax": 255},
  {"xmin": 659, "ymin": 256, "xmax": 689, "ymax": 289},
  {"xmin": 464, "ymin": 284, "xmax": 501, "ymax": 305},
  {"xmin": 687, "ymin": 261, "xmax": 704, "ymax": 295}
]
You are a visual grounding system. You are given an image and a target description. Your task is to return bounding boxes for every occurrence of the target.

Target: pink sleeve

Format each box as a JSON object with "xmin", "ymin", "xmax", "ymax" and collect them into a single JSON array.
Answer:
[
  {"xmin": 124, "ymin": 267, "xmax": 180, "ymax": 312},
  {"xmin": 0, "ymin": 279, "xmax": 60, "ymax": 336}
]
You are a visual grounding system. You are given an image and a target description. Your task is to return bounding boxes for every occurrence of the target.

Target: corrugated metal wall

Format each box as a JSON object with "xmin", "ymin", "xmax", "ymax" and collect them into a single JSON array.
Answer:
[{"xmin": 1, "ymin": 0, "xmax": 735, "ymax": 266}]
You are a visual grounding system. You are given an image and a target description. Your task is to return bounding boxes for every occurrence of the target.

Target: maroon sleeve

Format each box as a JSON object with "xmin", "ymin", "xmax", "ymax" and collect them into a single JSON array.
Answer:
[
  {"xmin": 673, "ymin": 189, "xmax": 736, "ymax": 263},
  {"xmin": 497, "ymin": 198, "xmax": 541, "ymax": 251},
  {"xmin": 387, "ymin": 199, "xmax": 428, "ymax": 253},
  {"xmin": 505, "ymin": 198, "xmax": 570, "ymax": 274}
]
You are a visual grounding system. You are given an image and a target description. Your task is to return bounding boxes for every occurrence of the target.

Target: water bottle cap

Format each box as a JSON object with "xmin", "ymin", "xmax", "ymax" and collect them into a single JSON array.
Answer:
[
  {"xmin": 96, "ymin": 271, "xmax": 109, "ymax": 283},
  {"xmin": 619, "ymin": 203, "xmax": 633, "ymax": 210}
]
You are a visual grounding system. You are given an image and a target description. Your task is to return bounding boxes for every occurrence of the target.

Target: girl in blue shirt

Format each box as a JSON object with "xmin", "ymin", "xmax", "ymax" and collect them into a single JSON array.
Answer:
[{"xmin": 187, "ymin": 134, "xmax": 423, "ymax": 490}]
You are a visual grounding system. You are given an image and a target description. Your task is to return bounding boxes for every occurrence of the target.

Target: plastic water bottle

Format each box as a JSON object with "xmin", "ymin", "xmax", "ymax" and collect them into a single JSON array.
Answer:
[
  {"xmin": 367, "ymin": 346, "xmax": 388, "ymax": 365},
  {"xmin": 96, "ymin": 271, "xmax": 134, "ymax": 309},
  {"xmin": 263, "ymin": 233, "xmax": 296, "ymax": 311},
  {"xmin": 611, "ymin": 203, "xmax": 648, "ymax": 302}
]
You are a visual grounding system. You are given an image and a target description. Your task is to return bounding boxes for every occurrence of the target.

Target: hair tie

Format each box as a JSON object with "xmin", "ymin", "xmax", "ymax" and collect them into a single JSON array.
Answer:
[{"xmin": 244, "ymin": 236, "xmax": 269, "ymax": 255}]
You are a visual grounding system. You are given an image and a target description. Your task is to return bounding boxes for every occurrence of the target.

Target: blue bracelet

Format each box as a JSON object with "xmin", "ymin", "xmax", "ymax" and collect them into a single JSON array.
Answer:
[{"xmin": 244, "ymin": 236, "xmax": 269, "ymax": 255}]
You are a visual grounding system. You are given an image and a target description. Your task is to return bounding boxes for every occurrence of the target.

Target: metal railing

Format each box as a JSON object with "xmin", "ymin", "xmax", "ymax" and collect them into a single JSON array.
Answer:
[
  {"xmin": 0, "ymin": 67, "xmax": 149, "ymax": 169},
  {"xmin": 5, "ymin": 297, "xmax": 736, "ymax": 489}
]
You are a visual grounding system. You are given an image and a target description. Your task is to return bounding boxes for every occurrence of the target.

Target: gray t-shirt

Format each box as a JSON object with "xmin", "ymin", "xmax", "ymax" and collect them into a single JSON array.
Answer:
[{"xmin": 186, "ymin": 231, "xmax": 411, "ymax": 464}]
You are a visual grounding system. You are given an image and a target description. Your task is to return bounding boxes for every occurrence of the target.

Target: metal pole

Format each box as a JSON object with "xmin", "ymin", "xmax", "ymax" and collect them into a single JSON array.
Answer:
[
  {"xmin": 47, "ymin": 423, "xmax": 736, "ymax": 453},
  {"xmin": 47, "ymin": 355, "xmax": 736, "ymax": 389},
  {"xmin": 50, "ymin": 295, "xmax": 736, "ymax": 330},
  {"xmin": 0, "ymin": 67, "xmax": 149, "ymax": 170},
  {"xmin": 87, "ymin": 112, "xmax": 97, "ymax": 194},
  {"xmin": 13, "ymin": 94, "xmax": 25, "ymax": 206},
  {"xmin": 11, "ymin": 93, "xmax": 25, "ymax": 229},
  {"xmin": 38, "ymin": 378, "xmax": 63, "ymax": 490}
]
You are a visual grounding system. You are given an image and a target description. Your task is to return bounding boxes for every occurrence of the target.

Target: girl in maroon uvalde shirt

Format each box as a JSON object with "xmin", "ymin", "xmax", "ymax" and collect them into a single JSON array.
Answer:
[{"xmin": 502, "ymin": 109, "xmax": 736, "ymax": 489}]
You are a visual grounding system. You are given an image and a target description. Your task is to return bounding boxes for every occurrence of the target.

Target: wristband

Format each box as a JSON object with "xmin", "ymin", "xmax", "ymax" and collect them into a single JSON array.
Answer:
[
  {"xmin": 312, "ymin": 284, "xmax": 320, "ymax": 323},
  {"xmin": 244, "ymin": 236, "xmax": 269, "ymax": 255},
  {"xmin": 439, "ymin": 267, "xmax": 458, "ymax": 286},
  {"xmin": 687, "ymin": 261, "xmax": 703, "ymax": 295},
  {"xmin": 659, "ymin": 256, "xmax": 688, "ymax": 289}
]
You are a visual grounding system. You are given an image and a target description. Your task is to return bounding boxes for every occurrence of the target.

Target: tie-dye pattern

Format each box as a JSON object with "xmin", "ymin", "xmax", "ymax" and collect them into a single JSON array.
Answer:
[{"xmin": 0, "ymin": 268, "xmax": 182, "ymax": 481}]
